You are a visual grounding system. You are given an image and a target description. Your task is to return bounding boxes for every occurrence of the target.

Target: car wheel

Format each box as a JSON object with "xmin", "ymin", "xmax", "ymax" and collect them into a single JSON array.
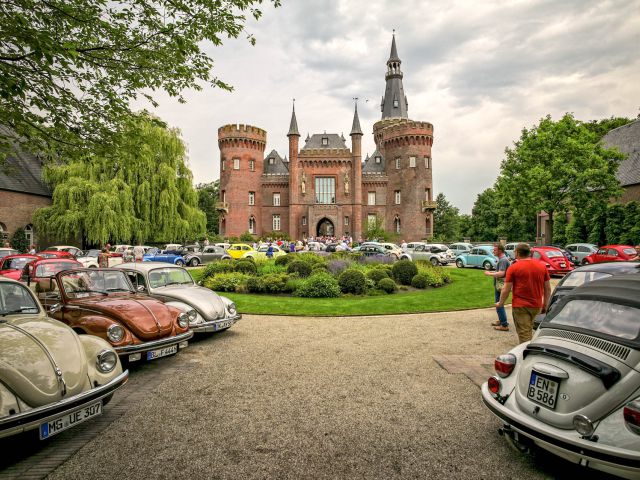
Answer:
[
  {"xmin": 581, "ymin": 259, "xmax": 589, "ymax": 265},
  {"xmin": 456, "ymin": 259, "xmax": 464, "ymax": 268},
  {"xmin": 89, "ymin": 265, "xmax": 97, "ymax": 268},
  {"xmin": 175, "ymin": 260, "xmax": 185, "ymax": 267},
  {"xmin": 483, "ymin": 261, "xmax": 493, "ymax": 271},
  {"xmin": 430, "ymin": 257, "xmax": 439, "ymax": 266},
  {"xmin": 190, "ymin": 258, "xmax": 199, "ymax": 267}
]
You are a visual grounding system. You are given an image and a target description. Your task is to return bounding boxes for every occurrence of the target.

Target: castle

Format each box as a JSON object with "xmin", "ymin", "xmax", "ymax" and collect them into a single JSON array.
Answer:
[{"xmin": 217, "ymin": 34, "xmax": 436, "ymax": 241}]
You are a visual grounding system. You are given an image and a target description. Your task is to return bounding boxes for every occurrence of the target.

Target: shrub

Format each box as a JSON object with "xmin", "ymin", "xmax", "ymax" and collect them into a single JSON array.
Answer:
[
  {"xmin": 261, "ymin": 273, "xmax": 289, "ymax": 293},
  {"xmin": 392, "ymin": 260, "xmax": 418, "ymax": 285},
  {"xmin": 202, "ymin": 260, "xmax": 235, "ymax": 280},
  {"xmin": 287, "ymin": 260, "xmax": 312, "ymax": 277},
  {"xmin": 275, "ymin": 254, "xmax": 295, "ymax": 266},
  {"xmin": 366, "ymin": 268, "xmax": 389, "ymax": 283},
  {"xmin": 377, "ymin": 277, "xmax": 397, "ymax": 293},
  {"xmin": 284, "ymin": 276, "xmax": 304, "ymax": 293},
  {"xmin": 258, "ymin": 262, "xmax": 287, "ymax": 275},
  {"xmin": 246, "ymin": 276, "xmax": 264, "ymax": 293},
  {"xmin": 327, "ymin": 259, "xmax": 352, "ymax": 276},
  {"xmin": 204, "ymin": 272, "xmax": 251, "ymax": 292},
  {"xmin": 312, "ymin": 263, "xmax": 329, "ymax": 274},
  {"xmin": 338, "ymin": 269, "xmax": 366, "ymax": 295},
  {"xmin": 411, "ymin": 274, "xmax": 429, "ymax": 289},
  {"xmin": 234, "ymin": 259, "xmax": 258, "ymax": 275},
  {"xmin": 295, "ymin": 253, "xmax": 327, "ymax": 267},
  {"xmin": 295, "ymin": 272, "xmax": 341, "ymax": 298}
]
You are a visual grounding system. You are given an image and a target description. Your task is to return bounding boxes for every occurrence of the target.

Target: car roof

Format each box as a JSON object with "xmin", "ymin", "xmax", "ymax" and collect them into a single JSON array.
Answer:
[
  {"xmin": 566, "ymin": 243, "xmax": 596, "ymax": 247},
  {"xmin": 562, "ymin": 274, "xmax": 640, "ymax": 308},
  {"xmin": 114, "ymin": 262, "xmax": 187, "ymax": 273},
  {"xmin": 32, "ymin": 258, "xmax": 81, "ymax": 265},
  {"xmin": 569, "ymin": 261, "xmax": 640, "ymax": 274}
]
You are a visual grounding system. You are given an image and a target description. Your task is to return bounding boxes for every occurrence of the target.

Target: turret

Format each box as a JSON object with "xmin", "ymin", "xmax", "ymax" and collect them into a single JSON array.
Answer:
[
  {"xmin": 287, "ymin": 102, "xmax": 301, "ymax": 240},
  {"xmin": 350, "ymin": 102, "xmax": 363, "ymax": 240}
]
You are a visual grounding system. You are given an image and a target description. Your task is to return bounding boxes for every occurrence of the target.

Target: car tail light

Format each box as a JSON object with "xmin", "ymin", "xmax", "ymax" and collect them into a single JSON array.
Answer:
[
  {"xmin": 488, "ymin": 376, "xmax": 501, "ymax": 395},
  {"xmin": 624, "ymin": 400, "xmax": 640, "ymax": 435},
  {"xmin": 495, "ymin": 353, "xmax": 517, "ymax": 378}
]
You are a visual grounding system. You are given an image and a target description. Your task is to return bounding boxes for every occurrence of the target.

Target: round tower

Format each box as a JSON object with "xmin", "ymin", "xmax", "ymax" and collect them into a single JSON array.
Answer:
[
  {"xmin": 217, "ymin": 124, "xmax": 267, "ymax": 237},
  {"xmin": 373, "ymin": 118, "xmax": 435, "ymax": 239}
]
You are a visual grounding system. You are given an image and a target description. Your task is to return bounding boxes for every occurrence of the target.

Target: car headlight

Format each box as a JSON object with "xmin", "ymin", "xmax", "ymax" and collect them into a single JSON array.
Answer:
[
  {"xmin": 96, "ymin": 350, "xmax": 117, "ymax": 373},
  {"xmin": 178, "ymin": 312, "xmax": 189, "ymax": 328},
  {"xmin": 107, "ymin": 324, "xmax": 125, "ymax": 343},
  {"xmin": 227, "ymin": 303, "xmax": 237, "ymax": 316},
  {"xmin": 187, "ymin": 309, "xmax": 197, "ymax": 324}
]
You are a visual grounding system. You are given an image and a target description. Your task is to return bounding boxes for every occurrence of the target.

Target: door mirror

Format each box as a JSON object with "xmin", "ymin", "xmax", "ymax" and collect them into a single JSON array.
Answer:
[
  {"xmin": 137, "ymin": 285, "xmax": 146, "ymax": 293},
  {"xmin": 50, "ymin": 303, "xmax": 62, "ymax": 314}
]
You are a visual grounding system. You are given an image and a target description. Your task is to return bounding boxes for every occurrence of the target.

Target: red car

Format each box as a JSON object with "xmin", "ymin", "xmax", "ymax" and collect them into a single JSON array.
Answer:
[
  {"xmin": 20, "ymin": 257, "xmax": 82, "ymax": 291},
  {"xmin": 531, "ymin": 246, "xmax": 574, "ymax": 276},
  {"xmin": 0, "ymin": 254, "xmax": 41, "ymax": 280},
  {"xmin": 36, "ymin": 250, "xmax": 76, "ymax": 259},
  {"xmin": 582, "ymin": 244, "xmax": 639, "ymax": 264}
]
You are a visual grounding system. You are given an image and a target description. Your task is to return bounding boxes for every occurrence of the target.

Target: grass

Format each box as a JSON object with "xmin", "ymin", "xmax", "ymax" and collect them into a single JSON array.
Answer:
[{"xmin": 190, "ymin": 267, "xmax": 500, "ymax": 316}]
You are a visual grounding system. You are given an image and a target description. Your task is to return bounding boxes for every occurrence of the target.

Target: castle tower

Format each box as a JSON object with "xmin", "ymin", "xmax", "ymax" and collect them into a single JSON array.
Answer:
[
  {"xmin": 217, "ymin": 124, "xmax": 267, "ymax": 237},
  {"xmin": 373, "ymin": 34, "xmax": 435, "ymax": 239},
  {"xmin": 287, "ymin": 103, "xmax": 301, "ymax": 240},
  {"xmin": 350, "ymin": 102, "xmax": 363, "ymax": 241}
]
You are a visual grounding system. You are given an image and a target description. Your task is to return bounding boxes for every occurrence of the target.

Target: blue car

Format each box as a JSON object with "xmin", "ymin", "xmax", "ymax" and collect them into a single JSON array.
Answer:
[
  {"xmin": 143, "ymin": 247, "xmax": 187, "ymax": 266},
  {"xmin": 455, "ymin": 245, "xmax": 497, "ymax": 270}
]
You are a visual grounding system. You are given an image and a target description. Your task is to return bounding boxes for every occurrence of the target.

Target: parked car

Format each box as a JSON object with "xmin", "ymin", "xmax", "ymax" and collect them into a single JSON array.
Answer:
[
  {"xmin": 20, "ymin": 258, "xmax": 83, "ymax": 290},
  {"xmin": 0, "ymin": 248, "xmax": 19, "ymax": 260},
  {"xmin": 425, "ymin": 244, "xmax": 456, "ymax": 262},
  {"xmin": 0, "ymin": 254, "xmax": 40, "ymax": 280},
  {"xmin": 36, "ymin": 250, "xmax": 75, "ymax": 259},
  {"xmin": 143, "ymin": 247, "xmax": 187, "ymax": 266},
  {"xmin": 0, "ymin": 276, "xmax": 129, "ymax": 440},
  {"xmin": 565, "ymin": 243, "xmax": 598, "ymax": 264},
  {"xmin": 408, "ymin": 244, "xmax": 452, "ymax": 266},
  {"xmin": 455, "ymin": 245, "xmax": 497, "ymax": 270},
  {"xmin": 214, "ymin": 243, "xmax": 231, "ymax": 250},
  {"xmin": 582, "ymin": 244, "xmax": 639, "ymax": 265},
  {"xmin": 482, "ymin": 274, "xmax": 640, "ymax": 479},
  {"xmin": 449, "ymin": 242, "xmax": 474, "ymax": 256},
  {"xmin": 76, "ymin": 249, "xmax": 124, "ymax": 268},
  {"xmin": 378, "ymin": 243, "xmax": 407, "ymax": 259},
  {"xmin": 531, "ymin": 246, "xmax": 574, "ymax": 276},
  {"xmin": 306, "ymin": 242, "xmax": 326, "ymax": 252},
  {"xmin": 182, "ymin": 245, "xmax": 231, "ymax": 266},
  {"xmin": 35, "ymin": 268, "xmax": 193, "ymax": 363},
  {"xmin": 405, "ymin": 242, "xmax": 427, "ymax": 253},
  {"xmin": 115, "ymin": 263, "xmax": 240, "ymax": 333},
  {"xmin": 45, "ymin": 245, "xmax": 83, "ymax": 258},
  {"xmin": 242, "ymin": 245, "xmax": 287, "ymax": 261},
  {"xmin": 357, "ymin": 244, "xmax": 397, "ymax": 260},
  {"xmin": 227, "ymin": 244, "xmax": 255, "ymax": 259},
  {"xmin": 505, "ymin": 242, "xmax": 534, "ymax": 260}
]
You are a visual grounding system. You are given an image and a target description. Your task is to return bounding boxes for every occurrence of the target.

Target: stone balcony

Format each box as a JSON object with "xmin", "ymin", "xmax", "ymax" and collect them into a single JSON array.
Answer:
[
  {"xmin": 215, "ymin": 202, "xmax": 229, "ymax": 213},
  {"xmin": 421, "ymin": 200, "xmax": 437, "ymax": 211}
]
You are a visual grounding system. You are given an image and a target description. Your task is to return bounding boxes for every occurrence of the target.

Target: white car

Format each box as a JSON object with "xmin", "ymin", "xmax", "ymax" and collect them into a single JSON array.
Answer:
[
  {"xmin": 482, "ymin": 274, "xmax": 640, "ymax": 479},
  {"xmin": 425, "ymin": 244, "xmax": 456, "ymax": 262},
  {"xmin": 449, "ymin": 242, "xmax": 473, "ymax": 256},
  {"xmin": 45, "ymin": 245, "xmax": 83, "ymax": 257},
  {"xmin": 76, "ymin": 249, "xmax": 123, "ymax": 268}
]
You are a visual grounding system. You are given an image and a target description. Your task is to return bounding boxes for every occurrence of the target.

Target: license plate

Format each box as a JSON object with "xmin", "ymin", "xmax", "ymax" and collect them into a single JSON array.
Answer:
[
  {"xmin": 215, "ymin": 320, "xmax": 233, "ymax": 331},
  {"xmin": 146, "ymin": 344, "xmax": 178, "ymax": 360},
  {"xmin": 39, "ymin": 401, "xmax": 102, "ymax": 440},
  {"xmin": 560, "ymin": 263, "xmax": 566, "ymax": 267},
  {"xmin": 527, "ymin": 372, "xmax": 559, "ymax": 409}
]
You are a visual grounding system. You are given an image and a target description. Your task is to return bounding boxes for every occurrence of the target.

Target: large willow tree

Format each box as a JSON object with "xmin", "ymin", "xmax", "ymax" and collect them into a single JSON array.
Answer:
[{"xmin": 34, "ymin": 114, "xmax": 205, "ymax": 245}]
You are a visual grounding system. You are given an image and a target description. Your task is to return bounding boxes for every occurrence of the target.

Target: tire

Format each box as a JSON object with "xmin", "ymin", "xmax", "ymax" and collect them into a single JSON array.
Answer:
[
  {"xmin": 189, "ymin": 258, "xmax": 199, "ymax": 267},
  {"xmin": 483, "ymin": 261, "xmax": 493, "ymax": 271},
  {"xmin": 430, "ymin": 257, "xmax": 439, "ymax": 266},
  {"xmin": 456, "ymin": 259, "xmax": 464, "ymax": 268},
  {"xmin": 581, "ymin": 259, "xmax": 589, "ymax": 266},
  {"xmin": 175, "ymin": 260, "xmax": 185, "ymax": 267}
]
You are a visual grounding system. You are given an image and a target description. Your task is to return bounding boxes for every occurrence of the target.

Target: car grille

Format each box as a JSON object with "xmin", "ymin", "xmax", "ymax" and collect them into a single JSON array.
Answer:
[{"xmin": 537, "ymin": 328, "xmax": 630, "ymax": 362}]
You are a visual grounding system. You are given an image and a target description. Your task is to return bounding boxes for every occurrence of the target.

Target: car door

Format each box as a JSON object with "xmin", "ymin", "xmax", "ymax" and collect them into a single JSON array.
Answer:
[
  {"xmin": 607, "ymin": 248, "xmax": 620, "ymax": 261},
  {"xmin": 467, "ymin": 248, "xmax": 480, "ymax": 266},
  {"xmin": 412, "ymin": 245, "xmax": 427, "ymax": 261}
]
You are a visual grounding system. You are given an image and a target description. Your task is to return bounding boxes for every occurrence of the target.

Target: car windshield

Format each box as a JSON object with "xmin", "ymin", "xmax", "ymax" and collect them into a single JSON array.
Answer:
[
  {"xmin": 548, "ymin": 299, "xmax": 639, "ymax": 340},
  {"xmin": 545, "ymin": 250, "xmax": 564, "ymax": 258},
  {"xmin": 623, "ymin": 248, "xmax": 637, "ymax": 255},
  {"xmin": 0, "ymin": 282, "xmax": 40, "ymax": 316},
  {"xmin": 59, "ymin": 270, "xmax": 134, "ymax": 297},
  {"xmin": 35, "ymin": 261, "xmax": 78, "ymax": 277},
  {"xmin": 148, "ymin": 267, "xmax": 194, "ymax": 288},
  {"xmin": 1, "ymin": 257, "xmax": 33, "ymax": 270},
  {"xmin": 80, "ymin": 249, "xmax": 100, "ymax": 258},
  {"xmin": 561, "ymin": 271, "xmax": 612, "ymax": 287}
]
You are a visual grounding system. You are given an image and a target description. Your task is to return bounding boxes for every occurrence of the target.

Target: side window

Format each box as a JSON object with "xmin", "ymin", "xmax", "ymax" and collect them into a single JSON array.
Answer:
[
  {"xmin": 532, "ymin": 252, "xmax": 541, "ymax": 259},
  {"xmin": 567, "ymin": 245, "xmax": 576, "ymax": 252},
  {"xmin": 597, "ymin": 249, "xmax": 606, "ymax": 255},
  {"xmin": 470, "ymin": 248, "xmax": 479, "ymax": 255},
  {"xmin": 578, "ymin": 246, "xmax": 589, "ymax": 253},
  {"xmin": 608, "ymin": 249, "xmax": 618, "ymax": 256},
  {"xmin": 137, "ymin": 273, "xmax": 147, "ymax": 288}
]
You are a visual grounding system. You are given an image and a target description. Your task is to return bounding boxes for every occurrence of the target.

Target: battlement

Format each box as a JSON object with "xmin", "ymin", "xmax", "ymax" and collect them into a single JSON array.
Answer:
[
  {"xmin": 298, "ymin": 148, "xmax": 352, "ymax": 157},
  {"xmin": 373, "ymin": 118, "xmax": 433, "ymax": 136},
  {"xmin": 218, "ymin": 123, "xmax": 267, "ymax": 142}
]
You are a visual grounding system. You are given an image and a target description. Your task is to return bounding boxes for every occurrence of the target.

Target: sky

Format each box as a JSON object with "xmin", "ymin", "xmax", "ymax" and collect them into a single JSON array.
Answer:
[{"xmin": 137, "ymin": 0, "xmax": 640, "ymax": 214}]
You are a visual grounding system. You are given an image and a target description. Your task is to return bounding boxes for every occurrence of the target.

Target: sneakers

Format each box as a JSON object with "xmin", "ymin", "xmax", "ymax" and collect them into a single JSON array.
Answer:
[
  {"xmin": 494, "ymin": 325, "xmax": 509, "ymax": 331},
  {"xmin": 490, "ymin": 320, "xmax": 501, "ymax": 326}
]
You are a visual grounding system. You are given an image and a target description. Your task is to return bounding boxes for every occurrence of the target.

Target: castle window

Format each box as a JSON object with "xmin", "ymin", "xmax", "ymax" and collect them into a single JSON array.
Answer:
[
  {"xmin": 302, "ymin": 216, "xmax": 307, "ymax": 226},
  {"xmin": 393, "ymin": 98, "xmax": 399, "ymax": 108},
  {"xmin": 394, "ymin": 216, "xmax": 401, "ymax": 233},
  {"xmin": 233, "ymin": 158, "xmax": 240, "ymax": 170},
  {"xmin": 269, "ymin": 157, "xmax": 275, "ymax": 165},
  {"xmin": 367, "ymin": 214, "xmax": 376, "ymax": 227},
  {"xmin": 425, "ymin": 188, "xmax": 431, "ymax": 201},
  {"xmin": 395, "ymin": 190, "xmax": 401, "ymax": 205},
  {"xmin": 344, "ymin": 216, "xmax": 349, "ymax": 226},
  {"xmin": 273, "ymin": 192, "xmax": 280, "ymax": 206},
  {"xmin": 248, "ymin": 192, "xmax": 255, "ymax": 206},
  {"xmin": 315, "ymin": 177, "xmax": 336, "ymax": 204},
  {"xmin": 221, "ymin": 160, "xmax": 225, "ymax": 171},
  {"xmin": 249, "ymin": 160, "xmax": 255, "ymax": 171},
  {"xmin": 425, "ymin": 156, "xmax": 431, "ymax": 169},
  {"xmin": 272, "ymin": 214, "xmax": 281, "ymax": 231},
  {"xmin": 368, "ymin": 192, "xmax": 376, "ymax": 205},
  {"xmin": 222, "ymin": 191, "xmax": 226, "ymax": 203},
  {"xmin": 409, "ymin": 156, "xmax": 416, "ymax": 168},
  {"xmin": 395, "ymin": 158, "xmax": 400, "ymax": 169},
  {"xmin": 322, "ymin": 137, "xmax": 329, "ymax": 146},
  {"xmin": 375, "ymin": 156, "xmax": 381, "ymax": 164},
  {"xmin": 249, "ymin": 216, "xmax": 255, "ymax": 234}
]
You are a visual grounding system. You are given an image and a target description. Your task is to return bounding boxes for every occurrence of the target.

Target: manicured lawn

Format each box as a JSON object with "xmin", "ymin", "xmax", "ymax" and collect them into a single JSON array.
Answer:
[{"xmin": 190, "ymin": 267, "xmax": 501, "ymax": 316}]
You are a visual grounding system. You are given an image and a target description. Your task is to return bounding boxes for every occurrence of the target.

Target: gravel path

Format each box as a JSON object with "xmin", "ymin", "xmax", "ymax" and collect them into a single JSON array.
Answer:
[{"xmin": 47, "ymin": 306, "xmax": 599, "ymax": 479}]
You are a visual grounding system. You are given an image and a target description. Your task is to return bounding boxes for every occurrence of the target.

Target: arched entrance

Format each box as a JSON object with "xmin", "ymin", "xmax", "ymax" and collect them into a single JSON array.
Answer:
[{"xmin": 316, "ymin": 218, "xmax": 334, "ymax": 237}]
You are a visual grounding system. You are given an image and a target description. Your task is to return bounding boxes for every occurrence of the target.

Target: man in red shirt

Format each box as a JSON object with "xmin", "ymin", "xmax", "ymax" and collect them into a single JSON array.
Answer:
[{"xmin": 495, "ymin": 243, "xmax": 551, "ymax": 343}]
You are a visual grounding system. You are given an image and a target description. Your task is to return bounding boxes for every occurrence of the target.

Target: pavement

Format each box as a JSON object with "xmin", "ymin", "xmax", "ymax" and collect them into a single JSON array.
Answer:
[{"xmin": 2, "ymin": 304, "xmax": 610, "ymax": 479}]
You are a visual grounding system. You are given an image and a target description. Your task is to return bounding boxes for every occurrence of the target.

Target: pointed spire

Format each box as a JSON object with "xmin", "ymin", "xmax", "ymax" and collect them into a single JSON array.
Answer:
[
  {"xmin": 381, "ymin": 32, "xmax": 408, "ymax": 119},
  {"xmin": 287, "ymin": 99, "xmax": 300, "ymax": 137},
  {"xmin": 305, "ymin": 132, "xmax": 310, "ymax": 142},
  {"xmin": 388, "ymin": 30, "xmax": 400, "ymax": 62},
  {"xmin": 350, "ymin": 99, "xmax": 363, "ymax": 136}
]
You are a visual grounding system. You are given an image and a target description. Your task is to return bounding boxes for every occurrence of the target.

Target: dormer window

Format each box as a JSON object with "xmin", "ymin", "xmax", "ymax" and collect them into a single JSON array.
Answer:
[
  {"xmin": 268, "ymin": 158, "xmax": 275, "ymax": 165},
  {"xmin": 375, "ymin": 156, "xmax": 381, "ymax": 164},
  {"xmin": 322, "ymin": 137, "xmax": 329, "ymax": 146},
  {"xmin": 393, "ymin": 98, "xmax": 399, "ymax": 108}
]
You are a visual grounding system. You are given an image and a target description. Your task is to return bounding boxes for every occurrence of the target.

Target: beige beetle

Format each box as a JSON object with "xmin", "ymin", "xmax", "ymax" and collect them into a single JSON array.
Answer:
[{"xmin": 0, "ymin": 276, "xmax": 128, "ymax": 440}]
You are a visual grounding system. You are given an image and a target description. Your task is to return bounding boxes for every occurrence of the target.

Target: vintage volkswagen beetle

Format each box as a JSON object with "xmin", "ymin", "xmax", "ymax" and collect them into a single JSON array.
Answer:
[
  {"xmin": 36, "ymin": 268, "xmax": 193, "ymax": 363},
  {"xmin": 114, "ymin": 262, "xmax": 240, "ymax": 333},
  {"xmin": 142, "ymin": 247, "xmax": 187, "ymax": 266},
  {"xmin": 482, "ymin": 275, "xmax": 640, "ymax": 479},
  {"xmin": 0, "ymin": 277, "xmax": 128, "ymax": 440}
]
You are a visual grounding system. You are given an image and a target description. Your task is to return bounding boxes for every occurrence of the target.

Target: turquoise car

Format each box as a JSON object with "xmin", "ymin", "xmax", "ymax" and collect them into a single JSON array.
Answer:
[{"xmin": 455, "ymin": 245, "xmax": 497, "ymax": 270}]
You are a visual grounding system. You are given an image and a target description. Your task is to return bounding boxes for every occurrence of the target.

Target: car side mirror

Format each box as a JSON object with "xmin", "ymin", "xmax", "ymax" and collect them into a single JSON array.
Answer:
[
  {"xmin": 137, "ymin": 285, "xmax": 146, "ymax": 293},
  {"xmin": 50, "ymin": 303, "xmax": 62, "ymax": 314}
]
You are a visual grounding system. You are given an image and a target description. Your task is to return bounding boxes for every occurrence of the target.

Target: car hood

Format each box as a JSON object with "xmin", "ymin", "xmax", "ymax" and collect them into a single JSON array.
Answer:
[
  {"xmin": 153, "ymin": 285, "xmax": 226, "ymax": 321},
  {"xmin": 0, "ymin": 270, "xmax": 21, "ymax": 280},
  {"xmin": 0, "ymin": 316, "xmax": 87, "ymax": 408},
  {"xmin": 69, "ymin": 295, "xmax": 176, "ymax": 341}
]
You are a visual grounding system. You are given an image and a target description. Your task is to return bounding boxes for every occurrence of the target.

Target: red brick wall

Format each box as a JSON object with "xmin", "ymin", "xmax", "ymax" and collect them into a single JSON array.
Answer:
[{"xmin": 0, "ymin": 190, "xmax": 51, "ymax": 247}]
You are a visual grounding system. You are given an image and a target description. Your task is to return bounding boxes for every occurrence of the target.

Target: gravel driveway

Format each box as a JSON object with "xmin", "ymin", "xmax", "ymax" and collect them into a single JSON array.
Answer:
[{"xmin": 45, "ymin": 306, "xmax": 605, "ymax": 480}]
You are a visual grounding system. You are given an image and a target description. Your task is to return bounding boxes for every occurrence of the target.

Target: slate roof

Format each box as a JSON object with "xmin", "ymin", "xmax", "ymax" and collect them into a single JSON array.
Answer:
[
  {"xmin": 263, "ymin": 149, "xmax": 289, "ymax": 174},
  {"xmin": 0, "ymin": 126, "xmax": 51, "ymax": 197},
  {"xmin": 350, "ymin": 105, "xmax": 363, "ymax": 136},
  {"xmin": 301, "ymin": 133, "xmax": 348, "ymax": 150},
  {"xmin": 363, "ymin": 149, "xmax": 386, "ymax": 173},
  {"xmin": 602, "ymin": 119, "xmax": 640, "ymax": 187},
  {"xmin": 287, "ymin": 105, "xmax": 300, "ymax": 137}
]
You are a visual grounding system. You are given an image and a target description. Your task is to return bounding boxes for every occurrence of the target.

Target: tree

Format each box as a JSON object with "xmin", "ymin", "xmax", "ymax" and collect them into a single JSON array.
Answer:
[
  {"xmin": 0, "ymin": 0, "xmax": 280, "ymax": 160},
  {"xmin": 10, "ymin": 227, "xmax": 28, "ymax": 253},
  {"xmin": 364, "ymin": 216, "xmax": 391, "ymax": 242},
  {"xmin": 33, "ymin": 113, "xmax": 205, "ymax": 245},
  {"xmin": 469, "ymin": 188, "xmax": 499, "ymax": 241},
  {"xmin": 496, "ymin": 113, "xmax": 624, "ymax": 243},
  {"xmin": 433, "ymin": 193, "xmax": 460, "ymax": 241},
  {"xmin": 197, "ymin": 181, "xmax": 220, "ymax": 235}
]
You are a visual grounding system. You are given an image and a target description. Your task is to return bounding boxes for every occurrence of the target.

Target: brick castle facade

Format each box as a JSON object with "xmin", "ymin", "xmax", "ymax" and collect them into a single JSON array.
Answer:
[{"xmin": 217, "ymin": 35, "xmax": 436, "ymax": 240}]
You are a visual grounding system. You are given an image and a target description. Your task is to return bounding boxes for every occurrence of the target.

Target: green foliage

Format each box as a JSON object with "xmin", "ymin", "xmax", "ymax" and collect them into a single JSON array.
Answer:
[
  {"xmin": 433, "ymin": 193, "xmax": 461, "ymax": 241},
  {"xmin": 275, "ymin": 254, "xmax": 295, "ymax": 266},
  {"xmin": 417, "ymin": 267, "xmax": 445, "ymax": 287},
  {"xmin": 201, "ymin": 260, "xmax": 235, "ymax": 281},
  {"xmin": 337, "ymin": 269, "xmax": 366, "ymax": 295},
  {"xmin": 234, "ymin": 259, "xmax": 258, "ymax": 275},
  {"xmin": 312, "ymin": 263, "xmax": 329, "ymax": 274},
  {"xmin": 469, "ymin": 188, "xmax": 499, "ymax": 241},
  {"xmin": 257, "ymin": 262, "xmax": 287, "ymax": 275},
  {"xmin": 239, "ymin": 231, "xmax": 255, "ymax": 242},
  {"xmin": 377, "ymin": 278, "xmax": 397, "ymax": 293},
  {"xmin": 365, "ymin": 216, "xmax": 391, "ymax": 242},
  {"xmin": 411, "ymin": 274, "xmax": 429, "ymax": 289},
  {"xmin": 287, "ymin": 260, "xmax": 312, "ymax": 277},
  {"xmin": 366, "ymin": 268, "xmax": 389, "ymax": 283},
  {"xmin": 392, "ymin": 260, "xmax": 418, "ymax": 286},
  {"xmin": 295, "ymin": 272, "xmax": 341, "ymax": 298},
  {"xmin": 33, "ymin": 113, "xmax": 205, "ymax": 245},
  {"xmin": 204, "ymin": 272, "xmax": 251, "ymax": 292},
  {"xmin": 552, "ymin": 211, "xmax": 569, "ymax": 246},
  {"xmin": 0, "ymin": 0, "xmax": 281, "ymax": 160},
  {"xmin": 246, "ymin": 273, "xmax": 289, "ymax": 293},
  {"xmin": 10, "ymin": 227, "xmax": 28, "ymax": 253},
  {"xmin": 261, "ymin": 231, "xmax": 290, "ymax": 241},
  {"xmin": 196, "ymin": 181, "xmax": 219, "ymax": 235}
]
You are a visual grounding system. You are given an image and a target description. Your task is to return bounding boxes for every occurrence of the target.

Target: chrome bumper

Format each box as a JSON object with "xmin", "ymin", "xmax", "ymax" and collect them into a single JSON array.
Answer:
[
  {"xmin": 192, "ymin": 314, "xmax": 242, "ymax": 333},
  {"xmin": 115, "ymin": 330, "xmax": 194, "ymax": 355},
  {"xmin": 0, "ymin": 370, "xmax": 129, "ymax": 439}
]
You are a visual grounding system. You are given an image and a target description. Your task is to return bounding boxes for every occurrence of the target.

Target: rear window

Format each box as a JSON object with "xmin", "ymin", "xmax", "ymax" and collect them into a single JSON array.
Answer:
[
  {"xmin": 2, "ymin": 257, "xmax": 33, "ymax": 270},
  {"xmin": 35, "ymin": 261, "xmax": 78, "ymax": 277},
  {"xmin": 623, "ymin": 248, "xmax": 637, "ymax": 255},
  {"xmin": 548, "ymin": 299, "xmax": 639, "ymax": 340},
  {"xmin": 545, "ymin": 250, "xmax": 564, "ymax": 258},
  {"xmin": 561, "ymin": 271, "xmax": 612, "ymax": 287}
]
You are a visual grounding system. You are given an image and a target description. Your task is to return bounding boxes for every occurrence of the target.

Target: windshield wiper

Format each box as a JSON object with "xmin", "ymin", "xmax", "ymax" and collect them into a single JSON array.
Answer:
[
  {"xmin": 163, "ymin": 281, "xmax": 182, "ymax": 287},
  {"xmin": 73, "ymin": 289, "xmax": 109, "ymax": 296},
  {"xmin": 106, "ymin": 288, "xmax": 132, "ymax": 292},
  {"xmin": 0, "ymin": 307, "xmax": 39, "ymax": 316}
]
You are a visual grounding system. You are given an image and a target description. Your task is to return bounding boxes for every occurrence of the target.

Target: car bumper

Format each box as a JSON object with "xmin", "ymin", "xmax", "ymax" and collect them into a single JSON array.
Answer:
[
  {"xmin": 114, "ymin": 331, "xmax": 193, "ymax": 355},
  {"xmin": 481, "ymin": 383, "xmax": 640, "ymax": 478},
  {"xmin": 0, "ymin": 370, "xmax": 129, "ymax": 439},
  {"xmin": 191, "ymin": 313, "xmax": 242, "ymax": 333}
]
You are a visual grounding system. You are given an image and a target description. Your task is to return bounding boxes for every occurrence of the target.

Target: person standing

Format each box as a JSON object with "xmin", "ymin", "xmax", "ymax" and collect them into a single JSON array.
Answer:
[
  {"xmin": 133, "ymin": 244, "xmax": 145, "ymax": 262},
  {"xmin": 266, "ymin": 243, "xmax": 274, "ymax": 259},
  {"xmin": 496, "ymin": 243, "xmax": 551, "ymax": 343},
  {"xmin": 484, "ymin": 244, "xmax": 510, "ymax": 331}
]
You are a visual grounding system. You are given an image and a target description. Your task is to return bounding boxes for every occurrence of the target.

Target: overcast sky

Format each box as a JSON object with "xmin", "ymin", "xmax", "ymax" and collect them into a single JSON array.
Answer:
[{"xmin": 137, "ymin": 0, "xmax": 640, "ymax": 214}]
